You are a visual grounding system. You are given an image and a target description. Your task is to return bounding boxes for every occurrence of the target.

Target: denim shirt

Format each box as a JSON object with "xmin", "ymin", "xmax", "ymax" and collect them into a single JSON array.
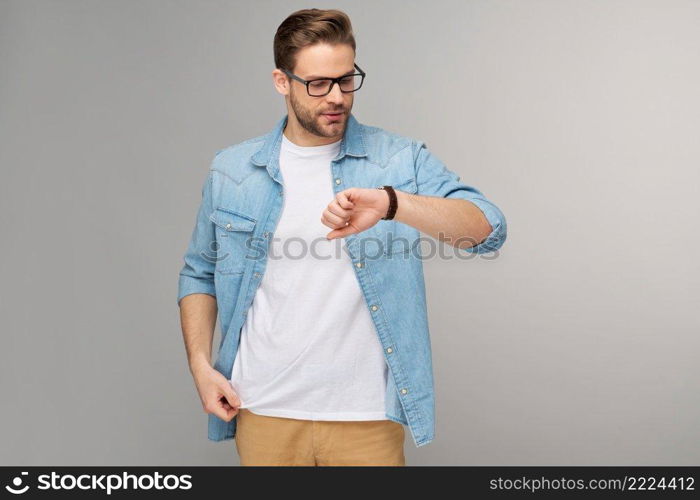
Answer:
[{"xmin": 177, "ymin": 113, "xmax": 507, "ymax": 447}]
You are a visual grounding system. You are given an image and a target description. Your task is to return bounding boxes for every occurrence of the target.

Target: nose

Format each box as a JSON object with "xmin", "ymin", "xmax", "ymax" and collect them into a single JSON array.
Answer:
[{"xmin": 326, "ymin": 81, "xmax": 345, "ymax": 104}]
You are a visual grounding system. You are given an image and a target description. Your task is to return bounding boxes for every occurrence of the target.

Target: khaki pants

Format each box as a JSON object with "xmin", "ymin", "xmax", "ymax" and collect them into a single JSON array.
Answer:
[{"xmin": 234, "ymin": 408, "xmax": 406, "ymax": 466}]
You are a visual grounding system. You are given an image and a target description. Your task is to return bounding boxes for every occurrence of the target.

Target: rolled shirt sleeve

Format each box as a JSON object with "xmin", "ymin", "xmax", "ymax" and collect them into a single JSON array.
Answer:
[
  {"xmin": 412, "ymin": 140, "xmax": 507, "ymax": 253},
  {"xmin": 177, "ymin": 168, "xmax": 217, "ymax": 305}
]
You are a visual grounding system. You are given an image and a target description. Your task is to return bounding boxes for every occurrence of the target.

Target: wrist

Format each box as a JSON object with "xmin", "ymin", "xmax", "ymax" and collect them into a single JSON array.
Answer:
[
  {"xmin": 377, "ymin": 185, "xmax": 398, "ymax": 220},
  {"xmin": 392, "ymin": 189, "xmax": 410, "ymax": 222},
  {"xmin": 189, "ymin": 355, "xmax": 211, "ymax": 376}
]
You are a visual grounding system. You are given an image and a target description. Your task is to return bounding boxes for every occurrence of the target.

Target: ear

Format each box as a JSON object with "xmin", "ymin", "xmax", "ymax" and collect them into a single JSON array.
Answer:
[{"xmin": 272, "ymin": 69, "xmax": 290, "ymax": 96}]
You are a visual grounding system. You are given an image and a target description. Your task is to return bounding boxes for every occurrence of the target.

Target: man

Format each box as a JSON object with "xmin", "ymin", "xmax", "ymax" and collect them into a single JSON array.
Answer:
[{"xmin": 177, "ymin": 8, "xmax": 507, "ymax": 466}]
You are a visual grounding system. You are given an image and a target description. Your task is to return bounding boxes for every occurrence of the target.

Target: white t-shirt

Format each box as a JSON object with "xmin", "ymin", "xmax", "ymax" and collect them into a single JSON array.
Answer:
[{"xmin": 229, "ymin": 132, "xmax": 388, "ymax": 420}]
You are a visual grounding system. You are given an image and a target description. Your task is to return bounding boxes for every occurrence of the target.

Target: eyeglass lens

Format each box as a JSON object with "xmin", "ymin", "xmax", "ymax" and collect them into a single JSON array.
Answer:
[{"xmin": 307, "ymin": 75, "xmax": 362, "ymax": 96}]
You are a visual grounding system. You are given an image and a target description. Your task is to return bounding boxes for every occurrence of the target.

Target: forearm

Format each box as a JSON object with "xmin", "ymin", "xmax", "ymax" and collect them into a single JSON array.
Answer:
[
  {"xmin": 393, "ymin": 190, "xmax": 492, "ymax": 249},
  {"xmin": 179, "ymin": 293, "xmax": 218, "ymax": 374}
]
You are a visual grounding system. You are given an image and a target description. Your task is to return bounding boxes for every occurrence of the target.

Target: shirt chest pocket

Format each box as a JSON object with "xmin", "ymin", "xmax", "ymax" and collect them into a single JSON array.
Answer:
[{"xmin": 209, "ymin": 207, "xmax": 257, "ymax": 274}]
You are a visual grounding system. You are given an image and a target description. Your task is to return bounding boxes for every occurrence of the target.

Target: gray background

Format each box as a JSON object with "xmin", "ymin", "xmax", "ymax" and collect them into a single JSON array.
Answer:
[{"xmin": 1, "ymin": 0, "xmax": 698, "ymax": 466}]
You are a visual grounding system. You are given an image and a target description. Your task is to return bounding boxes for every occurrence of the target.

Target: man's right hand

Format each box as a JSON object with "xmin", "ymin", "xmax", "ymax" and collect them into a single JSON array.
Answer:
[{"xmin": 191, "ymin": 361, "xmax": 241, "ymax": 422}]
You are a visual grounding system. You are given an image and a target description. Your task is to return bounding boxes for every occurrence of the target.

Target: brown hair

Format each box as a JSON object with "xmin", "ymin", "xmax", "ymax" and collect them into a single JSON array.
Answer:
[{"xmin": 274, "ymin": 8, "xmax": 356, "ymax": 74}]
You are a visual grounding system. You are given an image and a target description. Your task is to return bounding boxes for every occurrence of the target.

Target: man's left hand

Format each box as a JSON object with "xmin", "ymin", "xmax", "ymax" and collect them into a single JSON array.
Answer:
[{"xmin": 321, "ymin": 187, "xmax": 390, "ymax": 240}]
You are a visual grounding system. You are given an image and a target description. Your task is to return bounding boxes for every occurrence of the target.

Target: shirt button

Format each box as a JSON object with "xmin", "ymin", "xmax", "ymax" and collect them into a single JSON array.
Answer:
[
  {"xmin": 225, "ymin": 223, "xmax": 232, "ymax": 230},
  {"xmin": 370, "ymin": 304, "xmax": 378, "ymax": 311},
  {"xmin": 386, "ymin": 347, "xmax": 393, "ymax": 354},
  {"xmin": 263, "ymin": 232, "xmax": 269, "ymax": 238},
  {"xmin": 254, "ymin": 272, "xmax": 261, "ymax": 278},
  {"xmin": 400, "ymin": 388, "xmax": 408, "ymax": 395},
  {"xmin": 355, "ymin": 262, "xmax": 363, "ymax": 268},
  {"xmin": 335, "ymin": 178, "xmax": 341, "ymax": 185}
]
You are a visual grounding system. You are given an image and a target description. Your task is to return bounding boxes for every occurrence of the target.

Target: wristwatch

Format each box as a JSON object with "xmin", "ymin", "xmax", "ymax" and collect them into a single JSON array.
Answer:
[{"xmin": 377, "ymin": 185, "xmax": 397, "ymax": 220}]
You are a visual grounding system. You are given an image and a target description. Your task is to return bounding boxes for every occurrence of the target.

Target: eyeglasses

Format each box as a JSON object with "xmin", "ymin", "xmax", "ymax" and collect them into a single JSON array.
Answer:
[{"xmin": 281, "ymin": 63, "xmax": 366, "ymax": 97}]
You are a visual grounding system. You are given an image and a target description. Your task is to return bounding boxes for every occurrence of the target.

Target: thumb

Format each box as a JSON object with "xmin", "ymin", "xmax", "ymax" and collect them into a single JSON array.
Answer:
[
  {"xmin": 221, "ymin": 380, "xmax": 241, "ymax": 407},
  {"xmin": 327, "ymin": 223, "xmax": 358, "ymax": 240}
]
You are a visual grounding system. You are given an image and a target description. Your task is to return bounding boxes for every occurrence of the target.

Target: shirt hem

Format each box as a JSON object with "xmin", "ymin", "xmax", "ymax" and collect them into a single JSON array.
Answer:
[{"xmin": 241, "ymin": 407, "xmax": 389, "ymax": 421}]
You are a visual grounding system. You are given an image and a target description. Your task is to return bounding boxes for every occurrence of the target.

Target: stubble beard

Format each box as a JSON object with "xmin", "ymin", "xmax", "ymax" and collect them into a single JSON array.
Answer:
[{"xmin": 289, "ymin": 88, "xmax": 348, "ymax": 139}]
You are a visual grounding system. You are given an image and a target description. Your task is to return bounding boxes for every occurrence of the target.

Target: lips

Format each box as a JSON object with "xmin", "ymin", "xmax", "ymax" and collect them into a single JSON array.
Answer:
[{"xmin": 323, "ymin": 111, "xmax": 344, "ymax": 120}]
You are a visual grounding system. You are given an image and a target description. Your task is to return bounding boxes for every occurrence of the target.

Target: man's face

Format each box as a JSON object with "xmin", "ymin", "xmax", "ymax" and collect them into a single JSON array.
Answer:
[{"xmin": 286, "ymin": 43, "xmax": 355, "ymax": 139}]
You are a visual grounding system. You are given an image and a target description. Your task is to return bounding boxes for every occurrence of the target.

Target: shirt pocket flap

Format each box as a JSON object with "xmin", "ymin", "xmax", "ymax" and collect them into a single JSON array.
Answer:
[{"xmin": 209, "ymin": 207, "xmax": 257, "ymax": 232}]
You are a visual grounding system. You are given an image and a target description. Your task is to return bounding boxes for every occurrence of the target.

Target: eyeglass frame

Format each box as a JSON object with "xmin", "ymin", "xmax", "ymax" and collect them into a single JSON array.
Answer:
[{"xmin": 281, "ymin": 63, "xmax": 366, "ymax": 97}]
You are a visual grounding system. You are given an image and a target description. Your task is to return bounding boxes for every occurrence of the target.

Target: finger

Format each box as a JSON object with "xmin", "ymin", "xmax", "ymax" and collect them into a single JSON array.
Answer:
[
  {"xmin": 218, "ymin": 393, "xmax": 240, "ymax": 420},
  {"xmin": 321, "ymin": 211, "xmax": 350, "ymax": 229},
  {"xmin": 211, "ymin": 399, "xmax": 238, "ymax": 422},
  {"xmin": 328, "ymin": 199, "xmax": 353, "ymax": 219},
  {"xmin": 336, "ymin": 190, "xmax": 355, "ymax": 209}
]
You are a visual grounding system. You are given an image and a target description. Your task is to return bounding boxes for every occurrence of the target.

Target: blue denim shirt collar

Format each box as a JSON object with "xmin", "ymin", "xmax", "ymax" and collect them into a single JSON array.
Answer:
[{"xmin": 251, "ymin": 112, "xmax": 367, "ymax": 167}]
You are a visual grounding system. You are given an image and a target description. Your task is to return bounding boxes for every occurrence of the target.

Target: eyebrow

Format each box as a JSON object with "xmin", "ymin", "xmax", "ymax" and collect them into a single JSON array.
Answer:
[{"xmin": 304, "ymin": 69, "xmax": 355, "ymax": 80}]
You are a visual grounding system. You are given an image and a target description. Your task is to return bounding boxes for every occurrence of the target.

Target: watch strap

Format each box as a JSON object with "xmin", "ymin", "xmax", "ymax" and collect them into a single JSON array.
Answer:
[{"xmin": 377, "ymin": 185, "xmax": 398, "ymax": 220}]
